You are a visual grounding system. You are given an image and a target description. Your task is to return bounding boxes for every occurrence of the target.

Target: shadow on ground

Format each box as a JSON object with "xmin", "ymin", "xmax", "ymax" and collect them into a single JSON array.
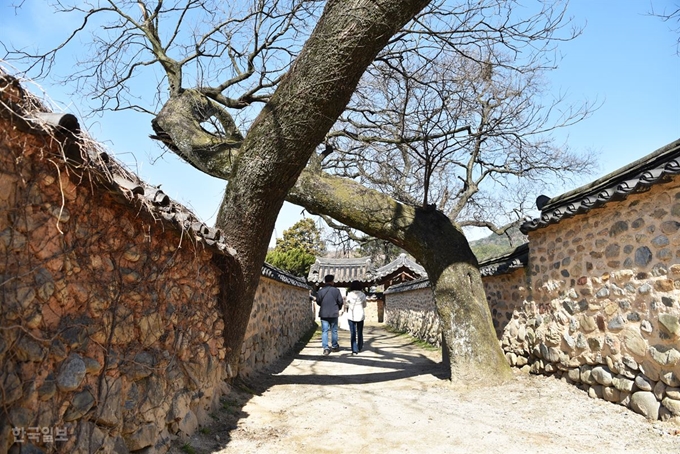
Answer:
[{"xmin": 169, "ymin": 323, "xmax": 447, "ymax": 453}]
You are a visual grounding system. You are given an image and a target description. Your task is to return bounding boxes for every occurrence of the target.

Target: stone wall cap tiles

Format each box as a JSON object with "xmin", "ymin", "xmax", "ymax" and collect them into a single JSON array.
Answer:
[
  {"xmin": 478, "ymin": 243, "xmax": 529, "ymax": 276},
  {"xmin": 384, "ymin": 277, "xmax": 431, "ymax": 294},
  {"xmin": 522, "ymin": 138, "xmax": 680, "ymax": 234}
]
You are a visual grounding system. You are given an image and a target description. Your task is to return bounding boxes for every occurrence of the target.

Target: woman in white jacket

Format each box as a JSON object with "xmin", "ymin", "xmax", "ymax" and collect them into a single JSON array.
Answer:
[{"xmin": 345, "ymin": 280, "xmax": 367, "ymax": 355}]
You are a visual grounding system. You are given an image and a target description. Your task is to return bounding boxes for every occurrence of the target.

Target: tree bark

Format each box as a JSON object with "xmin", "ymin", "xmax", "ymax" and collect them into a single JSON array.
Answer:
[
  {"xmin": 211, "ymin": 0, "xmax": 432, "ymax": 375},
  {"xmin": 288, "ymin": 169, "xmax": 512, "ymax": 383}
]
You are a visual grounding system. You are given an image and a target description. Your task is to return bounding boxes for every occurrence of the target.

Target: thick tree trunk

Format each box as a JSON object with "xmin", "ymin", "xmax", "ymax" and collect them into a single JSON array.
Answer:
[
  {"xmin": 288, "ymin": 169, "xmax": 512, "ymax": 383},
  {"xmin": 210, "ymin": 0, "xmax": 432, "ymax": 375}
]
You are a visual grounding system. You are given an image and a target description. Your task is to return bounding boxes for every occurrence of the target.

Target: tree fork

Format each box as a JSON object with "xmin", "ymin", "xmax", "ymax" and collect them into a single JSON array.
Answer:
[
  {"xmin": 210, "ymin": 0, "xmax": 433, "ymax": 375},
  {"xmin": 289, "ymin": 168, "xmax": 512, "ymax": 382}
]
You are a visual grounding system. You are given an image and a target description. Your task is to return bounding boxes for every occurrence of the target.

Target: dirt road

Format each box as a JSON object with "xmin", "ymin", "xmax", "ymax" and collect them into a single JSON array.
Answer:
[{"xmin": 173, "ymin": 323, "xmax": 679, "ymax": 454}]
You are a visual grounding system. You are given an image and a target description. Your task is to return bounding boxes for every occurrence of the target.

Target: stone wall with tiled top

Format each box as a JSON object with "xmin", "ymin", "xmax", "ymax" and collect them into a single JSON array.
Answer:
[
  {"xmin": 484, "ymin": 268, "xmax": 529, "ymax": 338},
  {"xmin": 501, "ymin": 177, "xmax": 680, "ymax": 422},
  {"xmin": 240, "ymin": 278, "xmax": 314, "ymax": 377},
  {"xmin": 384, "ymin": 286, "xmax": 441, "ymax": 347},
  {"xmin": 383, "ymin": 175, "xmax": 680, "ymax": 422},
  {"xmin": 0, "ymin": 79, "xmax": 314, "ymax": 453}
]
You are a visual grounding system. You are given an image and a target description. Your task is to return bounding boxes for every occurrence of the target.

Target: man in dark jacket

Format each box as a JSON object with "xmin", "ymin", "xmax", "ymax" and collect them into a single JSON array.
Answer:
[{"xmin": 316, "ymin": 274, "xmax": 344, "ymax": 355}]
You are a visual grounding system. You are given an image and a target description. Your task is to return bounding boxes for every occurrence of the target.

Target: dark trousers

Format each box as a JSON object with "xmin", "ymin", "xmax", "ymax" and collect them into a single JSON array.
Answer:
[{"xmin": 348, "ymin": 319, "xmax": 364, "ymax": 353}]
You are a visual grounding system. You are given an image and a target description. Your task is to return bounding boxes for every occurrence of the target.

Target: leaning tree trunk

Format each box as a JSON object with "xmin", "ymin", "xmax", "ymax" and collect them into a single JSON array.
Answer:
[
  {"xmin": 288, "ymin": 168, "xmax": 512, "ymax": 383},
  {"xmin": 199, "ymin": 0, "xmax": 432, "ymax": 375}
]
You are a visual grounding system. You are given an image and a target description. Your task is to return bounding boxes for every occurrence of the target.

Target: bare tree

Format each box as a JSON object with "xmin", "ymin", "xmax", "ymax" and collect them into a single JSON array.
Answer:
[
  {"xmin": 325, "ymin": 14, "xmax": 597, "ymax": 237},
  {"xmin": 649, "ymin": 3, "xmax": 680, "ymax": 55},
  {"xmin": 3, "ymin": 0, "xmax": 593, "ymax": 382}
]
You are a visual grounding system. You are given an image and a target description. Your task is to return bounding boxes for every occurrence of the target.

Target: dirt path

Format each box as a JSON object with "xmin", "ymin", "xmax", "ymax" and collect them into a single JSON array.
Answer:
[{"xmin": 173, "ymin": 323, "xmax": 680, "ymax": 454}]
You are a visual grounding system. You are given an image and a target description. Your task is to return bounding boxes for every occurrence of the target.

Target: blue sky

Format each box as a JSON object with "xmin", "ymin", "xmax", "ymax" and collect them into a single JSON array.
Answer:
[{"xmin": 1, "ymin": 1, "xmax": 679, "ymax": 244}]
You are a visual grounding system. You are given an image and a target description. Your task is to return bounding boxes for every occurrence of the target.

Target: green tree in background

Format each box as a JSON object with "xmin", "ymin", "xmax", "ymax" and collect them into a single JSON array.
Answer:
[{"xmin": 266, "ymin": 219, "xmax": 325, "ymax": 277}]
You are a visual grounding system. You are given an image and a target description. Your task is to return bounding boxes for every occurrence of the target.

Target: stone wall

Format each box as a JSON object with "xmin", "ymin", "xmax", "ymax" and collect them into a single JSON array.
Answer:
[
  {"xmin": 501, "ymin": 177, "xmax": 680, "ymax": 421},
  {"xmin": 384, "ymin": 283, "xmax": 440, "ymax": 347},
  {"xmin": 383, "ymin": 176, "xmax": 680, "ymax": 422},
  {"xmin": 484, "ymin": 268, "xmax": 528, "ymax": 338},
  {"xmin": 365, "ymin": 296, "xmax": 384, "ymax": 323},
  {"xmin": 240, "ymin": 277, "xmax": 314, "ymax": 377},
  {"xmin": 0, "ymin": 75, "xmax": 314, "ymax": 453}
]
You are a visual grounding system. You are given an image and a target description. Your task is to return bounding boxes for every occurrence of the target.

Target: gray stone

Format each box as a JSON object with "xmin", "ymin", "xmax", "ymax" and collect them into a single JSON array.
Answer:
[
  {"xmin": 539, "ymin": 343, "xmax": 561, "ymax": 363},
  {"xmin": 640, "ymin": 320, "xmax": 653, "ymax": 333},
  {"xmin": 649, "ymin": 346, "xmax": 680, "ymax": 367},
  {"xmin": 2, "ymin": 372, "xmax": 23, "ymax": 403},
  {"xmin": 638, "ymin": 283, "xmax": 652, "ymax": 295},
  {"xmin": 587, "ymin": 337, "xmax": 602, "ymax": 351},
  {"xmin": 591, "ymin": 366, "xmax": 613, "ymax": 386},
  {"xmin": 57, "ymin": 354, "xmax": 87, "ymax": 391},
  {"xmin": 73, "ymin": 422, "xmax": 106, "ymax": 454},
  {"xmin": 661, "ymin": 397, "xmax": 680, "ymax": 416},
  {"xmin": 621, "ymin": 328, "xmax": 647, "ymax": 357},
  {"xmin": 612, "ymin": 376, "xmax": 635, "ymax": 392},
  {"xmin": 610, "ymin": 221, "xmax": 629, "ymax": 236},
  {"xmin": 605, "ymin": 244, "xmax": 620, "ymax": 258},
  {"xmin": 167, "ymin": 391, "xmax": 191, "ymax": 423},
  {"xmin": 660, "ymin": 220, "xmax": 680, "ymax": 234},
  {"xmin": 618, "ymin": 391, "xmax": 631, "ymax": 407},
  {"xmin": 634, "ymin": 247, "xmax": 653, "ymax": 267},
  {"xmin": 34, "ymin": 267, "xmax": 55, "ymax": 301},
  {"xmin": 83, "ymin": 357, "xmax": 102, "ymax": 374},
  {"xmin": 651, "ymin": 235, "xmax": 670, "ymax": 247},
  {"xmin": 595, "ymin": 286, "xmax": 610, "ymax": 298},
  {"xmin": 38, "ymin": 376, "xmax": 56, "ymax": 401},
  {"xmin": 626, "ymin": 312, "xmax": 640, "ymax": 322},
  {"xmin": 16, "ymin": 286, "xmax": 36, "ymax": 310},
  {"xmin": 607, "ymin": 315, "xmax": 625, "ymax": 331},
  {"xmin": 563, "ymin": 333, "xmax": 576, "ymax": 350},
  {"xmin": 588, "ymin": 385, "xmax": 603, "ymax": 399},
  {"xmin": 639, "ymin": 359, "xmax": 661, "ymax": 381},
  {"xmin": 651, "ymin": 263, "xmax": 668, "ymax": 276},
  {"xmin": 660, "ymin": 371, "xmax": 680, "ymax": 387},
  {"xmin": 580, "ymin": 366, "xmax": 595, "ymax": 385},
  {"xmin": 49, "ymin": 339, "xmax": 67, "ymax": 362},
  {"xmin": 102, "ymin": 435, "xmax": 130, "ymax": 454},
  {"xmin": 630, "ymin": 391, "xmax": 660, "ymax": 420},
  {"xmin": 124, "ymin": 423, "xmax": 158, "ymax": 451},
  {"xmin": 666, "ymin": 387, "xmax": 680, "ymax": 399},
  {"xmin": 178, "ymin": 410, "xmax": 199, "ymax": 436},
  {"xmin": 580, "ymin": 315, "xmax": 597, "ymax": 333},
  {"xmin": 9, "ymin": 443, "xmax": 44, "ymax": 454},
  {"xmin": 658, "ymin": 314, "xmax": 680, "ymax": 337},
  {"xmin": 634, "ymin": 374, "xmax": 654, "ymax": 391},
  {"xmin": 660, "ymin": 406, "xmax": 673, "ymax": 421},
  {"xmin": 576, "ymin": 333, "xmax": 588, "ymax": 349},
  {"xmin": 64, "ymin": 389, "xmax": 95, "ymax": 421},
  {"xmin": 15, "ymin": 336, "xmax": 46, "ymax": 362},
  {"xmin": 96, "ymin": 376, "xmax": 123, "ymax": 426},
  {"xmin": 622, "ymin": 355, "xmax": 638, "ymax": 371},
  {"xmin": 126, "ymin": 351, "xmax": 156, "ymax": 380},
  {"xmin": 567, "ymin": 368, "xmax": 581, "ymax": 382},
  {"xmin": 603, "ymin": 386, "xmax": 620, "ymax": 402},
  {"xmin": 9, "ymin": 406, "xmax": 33, "ymax": 428}
]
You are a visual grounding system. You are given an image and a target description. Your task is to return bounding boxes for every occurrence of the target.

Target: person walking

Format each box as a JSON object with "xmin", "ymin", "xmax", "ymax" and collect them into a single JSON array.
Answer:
[
  {"xmin": 345, "ymin": 280, "xmax": 367, "ymax": 355},
  {"xmin": 316, "ymin": 274, "xmax": 344, "ymax": 356}
]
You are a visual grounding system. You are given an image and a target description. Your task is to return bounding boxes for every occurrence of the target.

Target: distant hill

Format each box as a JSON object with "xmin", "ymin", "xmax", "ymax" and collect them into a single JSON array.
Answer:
[{"xmin": 469, "ymin": 225, "xmax": 527, "ymax": 262}]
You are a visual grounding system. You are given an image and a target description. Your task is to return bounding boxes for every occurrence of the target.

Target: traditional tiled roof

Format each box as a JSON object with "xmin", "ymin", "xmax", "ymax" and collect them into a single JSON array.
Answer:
[
  {"xmin": 374, "ymin": 253, "xmax": 427, "ymax": 281},
  {"xmin": 521, "ymin": 139, "xmax": 680, "ymax": 234},
  {"xmin": 307, "ymin": 256, "xmax": 374, "ymax": 285},
  {"xmin": 2, "ymin": 73, "xmax": 308, "ymax": 289},
  {"xmin": 261, "ymin": 263, "xmax": 310, "ymax": 289},
  {"xmin": 478, "ymin": 243, "xmax": 529, "ymax": 277},
  {"xmin": 383, "ymin": 277, "xmax": 431, "ymax": 294}
]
